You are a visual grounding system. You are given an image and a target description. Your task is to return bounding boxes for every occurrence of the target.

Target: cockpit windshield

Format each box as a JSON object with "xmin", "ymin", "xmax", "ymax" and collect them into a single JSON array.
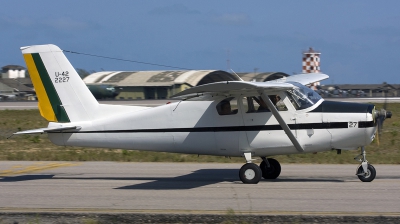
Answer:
[{"xmin": 286, "ymin": 82, "xmax": 322, "ymax": 110}]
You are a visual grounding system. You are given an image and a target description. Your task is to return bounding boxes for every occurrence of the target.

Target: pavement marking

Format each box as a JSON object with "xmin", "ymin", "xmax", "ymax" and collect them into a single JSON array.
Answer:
[{"xmin": 0, "ymin": 162, "xmax": 79, "ymax": 177}]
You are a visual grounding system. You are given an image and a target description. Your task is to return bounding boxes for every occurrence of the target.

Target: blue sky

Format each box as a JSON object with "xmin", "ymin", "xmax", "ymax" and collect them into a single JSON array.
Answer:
[{"xmin": 1, "ymin": 0, "xmax": 399, "ymax": 84}]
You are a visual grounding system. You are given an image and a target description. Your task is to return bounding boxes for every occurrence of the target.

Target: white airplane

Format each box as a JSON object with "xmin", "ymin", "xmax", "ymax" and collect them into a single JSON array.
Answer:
[{"xmin": 13, "ymin": 44, "xmax": 391, "ymax": 184}]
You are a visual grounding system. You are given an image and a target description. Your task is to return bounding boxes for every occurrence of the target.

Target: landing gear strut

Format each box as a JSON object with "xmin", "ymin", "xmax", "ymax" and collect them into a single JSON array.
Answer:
[
  {"xmin": 239, "ymin": 152, "xmax": 262, "ymax": 184},
  {"xmin": 354, "ymin": 146, "xmax": 376, "ymax": 182}
]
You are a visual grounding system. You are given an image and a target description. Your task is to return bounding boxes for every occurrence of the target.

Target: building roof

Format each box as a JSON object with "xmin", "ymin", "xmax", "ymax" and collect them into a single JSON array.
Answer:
[
  {"xmin": 11, "ymin": 77, "xmax": 32, "ymax": 85},
  {"xmin": 0, "ymin": 79, "xmax": 34, "ymax": 92},
  {"xmin": 2, "ymin": 65, "xmax": 25, "ymax": 71},
  {"xmin": 83, "ymin": 70, "xmax": 240, "ymax": 87}
]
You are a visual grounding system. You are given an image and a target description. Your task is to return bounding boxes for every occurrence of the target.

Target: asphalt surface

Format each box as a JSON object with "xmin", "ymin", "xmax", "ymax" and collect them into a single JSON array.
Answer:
[
  {"xmin": 0, "ymin": 162, "xmax": 399, "ymax": 216},
  {"xmin": 0, "ymin": 98, "xmax": 399, "ymax": 110}
]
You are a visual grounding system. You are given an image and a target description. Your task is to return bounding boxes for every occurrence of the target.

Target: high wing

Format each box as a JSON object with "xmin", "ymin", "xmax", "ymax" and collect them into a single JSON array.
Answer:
[
  {"xmin": 172, "ymin": 73, "xmax": 328, "ymax": 100},
  {"xmin": 171, "ymin": 81, "xmax": 295, "ymax": 100},
  {"xmin": 270, "ymin": 73, "xmax": 329, "ymax": 85}
]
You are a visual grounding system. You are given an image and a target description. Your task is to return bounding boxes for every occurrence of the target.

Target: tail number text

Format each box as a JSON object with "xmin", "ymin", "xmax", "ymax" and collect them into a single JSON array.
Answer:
[{"xmin": 54, "ymin": 71, "xmax": 69, "ymax": 83}]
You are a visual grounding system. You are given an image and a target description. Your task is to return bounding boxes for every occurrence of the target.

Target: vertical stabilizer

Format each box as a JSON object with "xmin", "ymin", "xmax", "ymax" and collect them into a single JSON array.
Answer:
[{"xmin": 21, "ymin": 44, "xmax": 98, "ymax": 122}]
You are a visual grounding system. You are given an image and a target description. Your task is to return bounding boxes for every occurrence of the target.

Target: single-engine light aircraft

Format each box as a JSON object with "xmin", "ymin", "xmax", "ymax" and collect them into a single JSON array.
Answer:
[{"xmin": 14, "ymin": 44, "xmax": 392, "ymax": 184}]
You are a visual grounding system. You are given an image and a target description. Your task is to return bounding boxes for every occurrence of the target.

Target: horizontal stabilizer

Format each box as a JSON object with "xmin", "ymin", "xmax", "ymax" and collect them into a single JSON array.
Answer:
[{"xmin": 12, "ymin": 126, "xmax": 80, "ymax": 135}]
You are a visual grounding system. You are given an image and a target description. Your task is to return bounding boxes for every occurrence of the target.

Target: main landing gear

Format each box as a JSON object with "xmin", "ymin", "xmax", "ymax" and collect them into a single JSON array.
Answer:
[
  {"xmin": 354, "ymin": 146, "xmax": 376, "ymax": 182},
  {"xmin": 260, "ymin": 157, "xmax": 281, "ymax": 179},
  {"xmin": 239, "ymin": 153, "xmax": 282, "ymax": 184}
]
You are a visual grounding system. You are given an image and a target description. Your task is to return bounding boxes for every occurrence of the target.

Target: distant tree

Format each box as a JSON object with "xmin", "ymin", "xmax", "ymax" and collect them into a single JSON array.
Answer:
[{"xmin": 76, "ymin": 68, "xmax": 95, "ymax": 79}]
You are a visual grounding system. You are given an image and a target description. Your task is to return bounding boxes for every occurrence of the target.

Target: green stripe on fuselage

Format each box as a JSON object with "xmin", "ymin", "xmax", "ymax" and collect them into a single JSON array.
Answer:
[{"xmin": 32, "ymin": 53, "xmax": 70, "ymax": 122}]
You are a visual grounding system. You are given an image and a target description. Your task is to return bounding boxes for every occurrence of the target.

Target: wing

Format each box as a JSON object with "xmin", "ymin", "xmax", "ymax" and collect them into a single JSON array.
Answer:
[
  {"xmin": 270, "ymin": 73, "xmax": 329, "ymax": 85},
  {"xmin": 171, "ymin": 81, "xmax": 295, "ymax": 100}
]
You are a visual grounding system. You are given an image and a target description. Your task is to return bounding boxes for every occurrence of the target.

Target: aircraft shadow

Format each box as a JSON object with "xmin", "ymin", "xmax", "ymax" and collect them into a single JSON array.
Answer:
[
  {"xmin": 0, "ymin": 170, "xmax": 350, "ymax": 189},
  {"xmin": 115, "ymin": 169, "xmax": 238, "ymax": 190},
  {"xmin": 113, "ymin": 169, "xmax": 345, "ymax": 190},
  {"xmin": 0, "ymin": 174, "xmax": 55, "ymax": 182}
]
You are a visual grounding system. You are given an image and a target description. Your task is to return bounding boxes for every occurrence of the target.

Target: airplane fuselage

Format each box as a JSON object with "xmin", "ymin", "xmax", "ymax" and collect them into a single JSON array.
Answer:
[{"xmin": 48, "ymin": 98, "xmax": 376, "ymax": 157}]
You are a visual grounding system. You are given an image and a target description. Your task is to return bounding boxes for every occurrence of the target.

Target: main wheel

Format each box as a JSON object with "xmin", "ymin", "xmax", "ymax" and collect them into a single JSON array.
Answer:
[
  {"xmin": 357, "ymin": 164, "xmax": 376, "ymax": 182},
  {"xmin": 260, "ymin": 158, "xmax": 281, "ymax": 179},
  {"xmin": 239, "ymin": 163, "xmax": 262, "ymax": 184}
]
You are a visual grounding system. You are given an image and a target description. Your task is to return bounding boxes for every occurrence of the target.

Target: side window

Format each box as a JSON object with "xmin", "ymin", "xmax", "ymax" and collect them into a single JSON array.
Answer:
[
  {"xmin": 244, "ymin": 95, "xmax": 288, "ymax": 113},
  {"xmin": 216, "ymin": 97, "xmax": 238, "ymax": 115},
  {"xmin": 275, "ymin": 95, "xmax": 288, "ymax": 111}
]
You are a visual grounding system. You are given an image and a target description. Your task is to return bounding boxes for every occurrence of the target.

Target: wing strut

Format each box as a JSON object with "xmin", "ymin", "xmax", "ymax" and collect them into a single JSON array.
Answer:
[{"xmin": 259, "ymin": 91, "xmax": 304, "ymax": 152}]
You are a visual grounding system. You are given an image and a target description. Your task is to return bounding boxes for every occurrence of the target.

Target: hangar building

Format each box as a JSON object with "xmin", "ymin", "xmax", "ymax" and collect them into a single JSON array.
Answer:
[{"xmin": 83, "ymin": 70, "xmax": 241, "ymax": 99}]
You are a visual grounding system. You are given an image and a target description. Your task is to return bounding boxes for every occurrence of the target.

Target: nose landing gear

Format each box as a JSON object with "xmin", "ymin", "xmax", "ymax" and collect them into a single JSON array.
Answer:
[{"xmin": 354, "ymin": 146, "xmax": 376, "ymax": 182}]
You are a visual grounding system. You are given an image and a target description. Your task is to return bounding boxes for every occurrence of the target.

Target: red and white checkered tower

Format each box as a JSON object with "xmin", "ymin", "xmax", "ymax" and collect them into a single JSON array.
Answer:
[
  {"xmin": 302, "ymin": 47, "xmax": 321, "ymax": 89},
  {"xmin": 302, "ymin": 47, "xmax": 321, "ymax": 73}
]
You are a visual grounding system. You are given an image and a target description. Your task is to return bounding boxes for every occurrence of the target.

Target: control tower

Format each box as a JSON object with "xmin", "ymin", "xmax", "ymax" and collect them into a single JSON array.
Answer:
[
  {"xmin": 302, "ymin": 47, "xmax": 321, "ymax": 73},
  {"xmin": 302, "ymin": 47, "xmax": 321, "ymax": 89}
]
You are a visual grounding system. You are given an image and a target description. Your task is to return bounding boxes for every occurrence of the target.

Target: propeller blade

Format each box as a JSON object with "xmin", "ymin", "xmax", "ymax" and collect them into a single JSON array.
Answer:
[{"xmin": 375, "ymin": 127, "xmax": 380, "ymax": 146}]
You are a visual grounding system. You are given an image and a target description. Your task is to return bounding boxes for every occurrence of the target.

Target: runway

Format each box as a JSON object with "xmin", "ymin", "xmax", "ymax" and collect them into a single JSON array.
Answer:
[{"xmin": 0, "ymin": 162, "xmax": 399, "ymax": 216}]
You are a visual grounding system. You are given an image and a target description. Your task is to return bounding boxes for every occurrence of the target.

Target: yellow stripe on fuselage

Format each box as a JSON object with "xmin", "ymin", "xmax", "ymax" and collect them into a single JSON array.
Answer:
[{"xmin": 23, "ymin": 54, "xmax": 57, "ymax": 122}]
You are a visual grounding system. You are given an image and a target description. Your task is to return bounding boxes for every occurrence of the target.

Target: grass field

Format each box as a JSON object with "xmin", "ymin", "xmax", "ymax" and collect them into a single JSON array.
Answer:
[{"xmin": 0, "ymin": 103, "xmax": 399, "ymax": 164}]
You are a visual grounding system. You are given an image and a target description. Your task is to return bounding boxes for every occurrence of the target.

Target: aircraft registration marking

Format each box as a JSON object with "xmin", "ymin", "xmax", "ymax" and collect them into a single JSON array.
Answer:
[
  {"xmin": 348, "ymin": 122, "xmax": 358, "ymax": 128},
  {"xmin": 54, "ymin": 71, "xmax": 69, "ymax": 83}
]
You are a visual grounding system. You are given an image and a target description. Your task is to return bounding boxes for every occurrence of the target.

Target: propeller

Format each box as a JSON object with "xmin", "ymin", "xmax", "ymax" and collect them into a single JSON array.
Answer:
[
  {"xmin": 376, "ymin": 108, "xmax": 392, "ymax": 133},
  {"xmin": 374, "ymin": 86, "xmax": 393, "ymax": 145}
]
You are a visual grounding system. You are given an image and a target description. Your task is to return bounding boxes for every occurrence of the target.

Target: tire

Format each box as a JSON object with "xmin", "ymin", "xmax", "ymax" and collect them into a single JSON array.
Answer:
[
  {"xmin": 260, "ymin": 158, "xmax": 281, "ymax": 179},
  {"xmin": 357, "ymin": 164, "xmax": 376, "ymax": 182},
  {"xmin": 239, "ymin": 163, "xmax": 262, "ymax": 184}
]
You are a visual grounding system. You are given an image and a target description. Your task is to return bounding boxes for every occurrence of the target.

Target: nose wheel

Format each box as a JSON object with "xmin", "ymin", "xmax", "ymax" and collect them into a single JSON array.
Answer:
[
  {"xmin": 357, "ymin": 164, "xmax": 376, "ymax": 182},
  {"xmin": 355, "ymin": 146, "xmax": 376, "ymax": 182}
]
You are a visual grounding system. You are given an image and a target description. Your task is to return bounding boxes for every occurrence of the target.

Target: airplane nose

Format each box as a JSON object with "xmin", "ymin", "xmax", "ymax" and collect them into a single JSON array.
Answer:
[{"xmin": 375, "ymin": 109, "xmax": 392, "ymax": 120}]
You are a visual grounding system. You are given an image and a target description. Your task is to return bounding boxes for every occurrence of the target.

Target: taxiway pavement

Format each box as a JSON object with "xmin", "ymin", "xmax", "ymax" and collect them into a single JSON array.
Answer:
[{"xmin": 0, "ymin": 161, "xmax": 399, "ymax": 216}]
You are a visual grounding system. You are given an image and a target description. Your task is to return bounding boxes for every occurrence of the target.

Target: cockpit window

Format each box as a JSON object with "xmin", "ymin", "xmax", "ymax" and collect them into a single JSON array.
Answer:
[{"xmin": 286, "ymin": 82, "xmax": 322, "ymax": 110}]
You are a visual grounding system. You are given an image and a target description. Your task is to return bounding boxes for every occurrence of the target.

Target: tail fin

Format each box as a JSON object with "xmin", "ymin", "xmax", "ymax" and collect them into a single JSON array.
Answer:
[{"xmin": 21, "ymin": 44, "xmax": 98, "ymax": 122}]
